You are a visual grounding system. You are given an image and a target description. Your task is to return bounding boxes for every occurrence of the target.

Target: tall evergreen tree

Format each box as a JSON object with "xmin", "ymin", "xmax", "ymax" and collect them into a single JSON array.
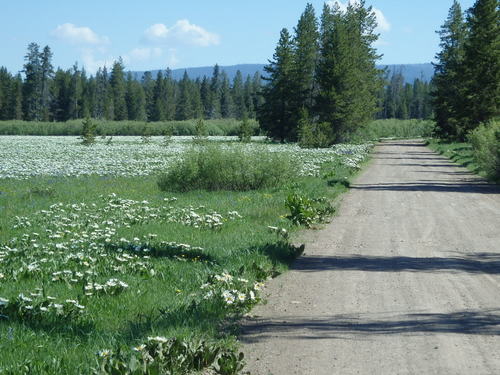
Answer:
[
  {"xmin": 292, "ymin": 3, "xmax": 319, "ymax": 114},
  {"xmin": 142, "ymin": 71, "xmax": 155, "ymax": 121},
  {"xmin": 151, "ymin": 70, "xmax": 167, "ymax": 121},
  {"xmin": 110, "ymin": 59, "xmax": 127, "ymax": 120},
  {"xmin": 40, "ymin": 46, "xmax": 54, "ymax": 120},
  {"xmin": 22, "ymin": 42, "xmax": 42, "ymax": 120},
  {"xmin": 220, "ymin": 72, "xmax": 234, "ymax": 118},
  {"xmin": 209, "ymin": 64, "xmax": 222, "ymax": 118},
  {"xmin": 176, "ymin": 71, "xmax": 193, "ymax": 120},
  {"xmin": 258, "ymin": 28, "xmax": 295, "ymax": 141},
  {"xmin": 126, "ymin": 72, "xmax": 146, "ymax": 120},
  {"xmin": 460, "ymin": 0, "xmax": 499, "ymax": 133},
  {"xmin": 432, "ymin": 0, "xmax": 467, "ymax": 138},
  {"xmin": 232, "ymin": 70, "xmax": 246, "ymax": 119},
  {"xmin": 316, "ymin": 1, "xmax": 382, "ymax": 142}
]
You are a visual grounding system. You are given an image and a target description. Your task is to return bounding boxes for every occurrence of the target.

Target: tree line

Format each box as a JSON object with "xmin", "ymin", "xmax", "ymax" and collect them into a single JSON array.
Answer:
[
  {"xmin": 377, "ymin": 73, "xmax": 433, "ymax": 120},
  {"xmin": 258, "ymin": 1, "xmax": 384, "ymax": 144},
  {"xmin": 432, "ymin": 0, "xmax": 499, "ymax": 140},
  {"xmin": 0, "ymin": 44, "xmax": 263, "ymax": 122}
]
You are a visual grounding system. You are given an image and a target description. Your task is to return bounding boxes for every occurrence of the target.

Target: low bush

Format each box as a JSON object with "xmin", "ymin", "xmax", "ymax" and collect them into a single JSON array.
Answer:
[
  {"xmin": 158, "ymin": 145, "xmax": 296, "ymax": 192},
  {"xmin": 468, "ymin": 120, "xmax": 500, "ymax": 180}
]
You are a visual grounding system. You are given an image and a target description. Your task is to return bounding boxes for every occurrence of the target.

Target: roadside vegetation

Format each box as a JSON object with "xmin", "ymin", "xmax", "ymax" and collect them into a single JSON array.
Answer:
[
  {"xmin": 428, "ymin": 120, "xmax": 500, "ymax": 182},
  {"xmin": 0, "ymin": 136, "xmax": 371, "ymax": 374},
  {"xmin": 0, "ymin": 118, "xmax": 260, "ymax": 137}
]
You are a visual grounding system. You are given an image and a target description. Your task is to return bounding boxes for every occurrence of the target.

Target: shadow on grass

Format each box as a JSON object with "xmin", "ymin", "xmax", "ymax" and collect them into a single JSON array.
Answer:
[
  {"xmin": 241, "ymin": 309, "xmax": 500, "ymax": 342},
  {"xmin": 0, "ymin": 316, "xmax": 95, "ymax": 339},
  {"xmin": 105, "ymin": 242, "xmax": 216, "ymax": 263}
]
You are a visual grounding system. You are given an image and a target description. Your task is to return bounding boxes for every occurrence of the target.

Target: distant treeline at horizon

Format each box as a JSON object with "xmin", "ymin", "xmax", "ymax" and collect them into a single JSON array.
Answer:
[{"xmin": 0, "ymin": 43, "xmax": 432, "ymax": 124}]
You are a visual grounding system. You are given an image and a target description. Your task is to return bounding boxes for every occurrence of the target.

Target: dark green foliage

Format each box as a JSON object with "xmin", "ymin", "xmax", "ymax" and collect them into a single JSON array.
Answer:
[
  {"xmin": 432, "ymin": 0, "xmax": 467, "ymax": 139},
  {"xmin": 432, "ymin": 0, "xmax": 499, "ymax": 140},
  {"xmin": 460, "ymin": 0, "xmax": 500, "ymax": 132},
  {"xmin": 193, "ymin": 118, "xmax": 208, "ymax": 144},
  {"xmin": 238, "ymin": 115, "xmax": 253, "ymax": 142},
  {"xmin": 0, "ymin": 46, "xmax": 263, "ymax": 123},
  {"xmin": 110, "ymin": 59, "xmax": 127, "ymax": 120},
  {"xmin": 157, "ymin": 146, "xmax": 296, "ymax": 192},
  {"xmin": 316, "ymin": 1, "xmax": 384, "ymax": 142},
  {"xmin": 285, "ymin": 192, "xmax": 335, "ymax": 227},
  {"xmin": 298, "ymin": 109, "xmax": 332, "ymax": 148},
  {"xmin": 260, "ymin": 2, "xmax": 383, "ymax": 143},
  {"xmin": 468, "ymin": 120, "xmax": 500, "ymax": 180},
  {"xmin": 80, "ymin": 117, "xmax": 97, "ymax": 145},
  {"xmin": 258, "ymin": 28, "xmax": 295, "ymax": 142}
]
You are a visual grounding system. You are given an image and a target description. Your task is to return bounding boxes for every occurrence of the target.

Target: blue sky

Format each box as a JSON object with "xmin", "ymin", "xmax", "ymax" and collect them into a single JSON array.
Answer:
[{"xmin": 1, "ymin": 0, "xmax": 476, "ymax": 74}]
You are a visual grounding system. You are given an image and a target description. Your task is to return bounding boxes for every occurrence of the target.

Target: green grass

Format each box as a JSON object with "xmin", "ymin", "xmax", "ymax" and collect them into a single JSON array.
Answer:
[
  {"xmin": 426, "ymin": 139, "xmax": 483, "ymax": 176},
  {"xmin": 0, "ymin": 152, "xmax": 361, "ymax": 374},
  {"xmin": 0, "ymin": 118, "xmax": 260, "ymax": 136}
]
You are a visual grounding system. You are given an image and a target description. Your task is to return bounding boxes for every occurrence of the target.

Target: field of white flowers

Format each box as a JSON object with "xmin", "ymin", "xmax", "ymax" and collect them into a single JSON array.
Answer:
[
  {"xmin": 0, "ymin": 136, "xmax": 371, "ymax": 374},
  {"xmin": 0, "ymin": 136, "xmax": 370, "ymax": 179}
]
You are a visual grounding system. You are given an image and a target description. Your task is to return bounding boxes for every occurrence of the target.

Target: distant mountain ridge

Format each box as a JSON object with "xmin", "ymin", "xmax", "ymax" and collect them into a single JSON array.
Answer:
[{"xmin": 130, "ymin": 63, "xmax": 434, "ymax": 83}]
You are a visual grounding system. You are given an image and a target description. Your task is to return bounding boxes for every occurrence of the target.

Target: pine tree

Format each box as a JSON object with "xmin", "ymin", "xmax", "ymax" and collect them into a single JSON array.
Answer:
[
  {"xmin": 0, "ymin": 67, "xmax": 11, "ymax": 120},
  {"xmin": 22, "ymin": 42, "xmax": 42, "ymax": 120},
  {"xmin": 232, "ymin": 70, "xmax": 246, "ymax": 119},
  {"xmin": 200, "ymin": 76, "xmax": 212, "ymax": 118},
  {"xmin": 258, "ymin": 28, "xmax": 295, "ymax": 141},
  {"xmin": 209, "ymin": 64, "xmax": 221, "ymax": 118},
  {"xmin": 151, "ymin": 70, "xmax": 167, "ymax": 121},
  {"xmin": 243, "ymin": 75, "xmax": 255, "ymax": 118},
  {"xmin": 432, "ymin": 0, "xmax": 467, "ymax": 138},
  {"xmin": 126, "ymin": 72, "xmax": 146, "ymax": 120},
  {"xmin": 316, "ymin": 1, "xmax": 382, "ymax": 142},
  {"xmin": 142, "ymin": 72, "xmax": 155, "ymax": 121},
  {"xmin": 110, "ymin": 59, "xmax": 127, "ymax": 120},
  {"xmin": 292, "ymin": 3, "xmax": 319, "ymax": 114},
  {"xmin": 40, "ymin": 46, "xmax": 54, "ymax": 121},
  {"xmin": 68, "ymin": 63, "xmax": 83, "ymax": 119},
  {"xmin": 176, "ymin": 71, "xmax": 193, "ymax": 120},
  {"xmin": 11, "ymin": 74, "xmax": 23, "ymax": 120},
  {"xmin": 461, "ymin": 0, "xmax": 499, "ymax": 134},
  {"xmin": 220, "ymin": 72, "xmax": 234, "ymax": 118},
  {"xmin": 164, "ymin": 68, "xmax": 177, "ymax": 120}
]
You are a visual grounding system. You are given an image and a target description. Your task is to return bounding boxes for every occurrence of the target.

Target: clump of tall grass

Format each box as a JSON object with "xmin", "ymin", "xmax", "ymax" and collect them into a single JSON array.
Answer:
[{"xmin": 158, "ymin": 145, "xmax": 296, "ymax": 192}]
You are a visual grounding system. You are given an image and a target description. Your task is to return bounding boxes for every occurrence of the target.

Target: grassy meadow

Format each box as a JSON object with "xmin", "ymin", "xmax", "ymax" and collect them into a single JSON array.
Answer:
[{"xmin": 0, "ymin": 136, "xmax": 371, "ymax": 374}]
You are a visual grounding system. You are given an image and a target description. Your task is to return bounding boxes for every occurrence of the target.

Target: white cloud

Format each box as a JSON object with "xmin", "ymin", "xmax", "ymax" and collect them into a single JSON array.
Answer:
[
  {"xmin": 128, "ymin": 47, "xmax": 163, "ymax": 61},
  {"xmin": 166, "ymin": 48, "xmax": 179, "ymax": 67},
  {"xmin": 143, "ymin": 19, "xmax": 220, "ymax": 47},
  {"xmin": 81, "ymin": 48, "xmax": 115, "ymax": 73},
  {"xmin": 51, "ymin": 23, "xmax": 109, "ymax": 45},
  {"xmin": 326, "ymin": 0, "xmax": 391, "ymax": 33},
  {"xmin": 372, "ymin": 9, "xmax": 390, "ymax": 32}
]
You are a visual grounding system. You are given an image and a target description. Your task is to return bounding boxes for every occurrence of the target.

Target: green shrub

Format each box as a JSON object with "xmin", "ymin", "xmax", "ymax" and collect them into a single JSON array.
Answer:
[
  {"xmin": 80, "ymin": 117, "xmax": 97, "ymax": 145},
  {"xmin": 284, "ymin": 192, "xmax": 335, "ymax": 227},
  {"xmin": 468, "ymin": 120, "xmax": 500, "ymax": 180},
  {"xmin": 238, "ymin": 116, "xmax": 253, "ymax": 142},
  {"xmin": 350, "ymin": 119, "xmax": 436, "ymax": 142},
  {"xmin": 158, "ymin": 145, "xmax": 296, "ymax": 192}
]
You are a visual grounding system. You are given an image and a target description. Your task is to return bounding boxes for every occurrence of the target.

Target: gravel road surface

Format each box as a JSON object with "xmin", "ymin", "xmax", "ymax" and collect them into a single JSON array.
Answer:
[{"xmin": 241, "ymin": 140, "xmax": 500, "ymax": 375}]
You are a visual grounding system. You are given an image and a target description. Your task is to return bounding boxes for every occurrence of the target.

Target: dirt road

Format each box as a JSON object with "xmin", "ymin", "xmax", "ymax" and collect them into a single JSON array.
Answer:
[{"xmin": 241, "ymin": 140, "xmax": 500, "ymax": 375}]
